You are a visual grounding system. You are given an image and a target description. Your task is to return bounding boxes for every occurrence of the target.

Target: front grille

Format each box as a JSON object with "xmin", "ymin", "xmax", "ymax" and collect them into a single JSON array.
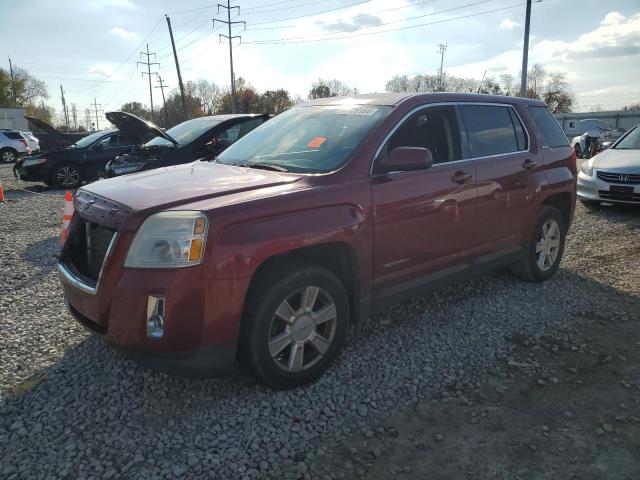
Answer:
[
  {"xmin": 596, "ymin": 171, "xmax": 640, "ymax": 185},
  {"xmin": 598, "ymin": 190, "xmax": 640, "ymax": 203},
  {"xmin": 62, "ymin": 220, "xmax": 116, "ymax": 287}
]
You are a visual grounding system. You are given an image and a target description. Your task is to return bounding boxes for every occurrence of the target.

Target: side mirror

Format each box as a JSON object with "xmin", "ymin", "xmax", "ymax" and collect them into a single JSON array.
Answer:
[{"xmin": 378, "ymin": 147, "xmax": 433, "ymax": 174}]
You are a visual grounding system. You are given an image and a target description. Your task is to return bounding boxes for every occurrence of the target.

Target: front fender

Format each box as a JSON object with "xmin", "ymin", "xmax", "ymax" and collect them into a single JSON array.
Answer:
[{"xmin": 206, "ymin": 203, "xmax": 370, "ymax": 281}]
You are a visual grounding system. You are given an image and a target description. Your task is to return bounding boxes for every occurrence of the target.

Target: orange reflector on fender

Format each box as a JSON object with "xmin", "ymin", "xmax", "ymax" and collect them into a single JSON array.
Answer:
[{"xmin": 189, "ymin": 239, "xmax": 203, "ymax": 261}]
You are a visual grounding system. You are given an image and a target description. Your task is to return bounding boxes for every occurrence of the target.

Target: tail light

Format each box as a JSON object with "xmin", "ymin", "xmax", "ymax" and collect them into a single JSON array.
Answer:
[{"xmin": 19, "ymin": 139, "xmax": 28, "ymax": 146}]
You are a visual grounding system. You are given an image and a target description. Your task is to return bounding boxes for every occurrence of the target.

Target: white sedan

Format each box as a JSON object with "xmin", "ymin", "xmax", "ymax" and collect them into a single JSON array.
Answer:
[{"xmin": 577, "ymin": 123, "xmax": 640, "ymax": 206}]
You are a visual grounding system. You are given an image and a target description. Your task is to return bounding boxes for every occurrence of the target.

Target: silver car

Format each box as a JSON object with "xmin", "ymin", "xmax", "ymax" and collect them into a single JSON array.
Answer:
[{"xmin": 577, "ymin": 124, "xmax": 640, "ymax": 206}]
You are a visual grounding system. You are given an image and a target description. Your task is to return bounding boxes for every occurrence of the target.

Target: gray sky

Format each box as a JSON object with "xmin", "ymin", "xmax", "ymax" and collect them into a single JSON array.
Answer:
[{"xmin": 3, "ymin": 0, "xmax": 640, "ymax": 126}]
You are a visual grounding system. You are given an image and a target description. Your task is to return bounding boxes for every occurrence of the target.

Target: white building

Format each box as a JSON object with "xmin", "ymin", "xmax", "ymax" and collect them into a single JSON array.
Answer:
[{"xmin": 0, "ymin": 107, "xmax": 28, "ymax": 131}]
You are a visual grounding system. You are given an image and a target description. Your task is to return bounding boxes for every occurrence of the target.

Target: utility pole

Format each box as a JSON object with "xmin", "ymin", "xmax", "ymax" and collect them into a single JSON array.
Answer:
[
  {"xmin": 91, "ymin": 98, "xmax": 104, "ymax": 131},
  {"xmin": 165, "ymin": 15, "xmax": 188, "ymax": 121},
  {"xmin": 437, "ymin": 43, "xmax": 447, "ymax": 92},
  {"xmin": 519, "ymin": 0, "xmax": 532, "ymax": 97},
  {"xmin": 60, "ymin": 85, "xmax": 70, "ymax": 132},
  {"xmin": 71, "ymin": 103, "xmax": 78, "ymax": 130},
  {"xmin": 138, "ymin": 44, "xmax": 159, "ymax": 121},
  {"xmin": 214, "ymin": 1, "xmax": 246, "ymax": 114},
  {"xmin": 155, "ymin": 74, "xmax": 170, "ymax": 127},
  {"xmin": 8, "ymin": 56, "xmax": 16, "ymax": 103}
]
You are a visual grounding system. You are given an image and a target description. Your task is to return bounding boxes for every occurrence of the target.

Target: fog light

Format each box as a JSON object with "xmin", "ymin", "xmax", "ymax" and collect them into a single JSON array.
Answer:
[{"xmin": 146, "ymin": 295, "xmax": 165, "ymax": 338}]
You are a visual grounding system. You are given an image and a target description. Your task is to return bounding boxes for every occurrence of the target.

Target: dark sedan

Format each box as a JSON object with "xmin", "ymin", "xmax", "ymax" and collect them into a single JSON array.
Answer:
[
  {"xmin": 14, "ymin": 115, "xmax": 153, "ymax": 188},
  {"xmin": 104, "ymin": 113, "xmax": 270, "ymax": 177}
]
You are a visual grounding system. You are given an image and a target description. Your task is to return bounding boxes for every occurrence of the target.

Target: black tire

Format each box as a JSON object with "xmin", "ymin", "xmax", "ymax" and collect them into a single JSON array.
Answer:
[
  {"xmin": 511, "ymin": 206, "xmax": 566, "ymax": 283},
  {"xmin": 580, "ymin": 199, "xmax": 601, "ymax": 209},
  {"xmin": 1, "ymin": 147, "xmax": 17, "ymax": 163},
  {"xmin": 573, "ymin": 144, "xmax": 582, "ymax": 158},
  {"xmin": 240, "ymin": 260, "xmax": 349, "ymax": 389},
  {"xmin": 52, "ymin": 163, "xmax": 82, "ymax": 189}
]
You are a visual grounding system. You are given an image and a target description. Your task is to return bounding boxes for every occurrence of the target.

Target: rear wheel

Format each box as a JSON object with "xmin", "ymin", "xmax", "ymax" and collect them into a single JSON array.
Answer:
[
  {"xmin": 52, "ymin": 163, "xmax": 82, "ymax": 189},
  {"xmin": 1, "ymin": 148, "xmax": 17, "ymax": 163},
  {"xmin": 511, "ymin": 206, "xmax": 566, "ymax": 282},
  {"xmin": 241, "ymin": 260, "xmax": 349, "ymax": 389}
]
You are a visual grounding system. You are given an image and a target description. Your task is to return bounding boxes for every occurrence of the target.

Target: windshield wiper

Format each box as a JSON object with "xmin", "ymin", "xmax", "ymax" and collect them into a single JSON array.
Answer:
[{"xmin": 247, "ymin": 162, "xmax": 289, "ymax": 172}]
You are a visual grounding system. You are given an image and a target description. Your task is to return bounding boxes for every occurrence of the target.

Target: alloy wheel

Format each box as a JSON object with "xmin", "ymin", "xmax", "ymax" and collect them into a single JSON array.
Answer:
[
  {"xmin": 268, "ymin": 286, "xmax": 337, "ymax": 372},
  {"xmin": 2, "ymin": 150, "xmax": 15, "ymax": 162},
  {"xmin": 56, "ymin": 166, "xmax": 80, "ymax": 187},
  {"xmin": 535, "ymin": 219, "xmax": 561, "ymax": 271}
]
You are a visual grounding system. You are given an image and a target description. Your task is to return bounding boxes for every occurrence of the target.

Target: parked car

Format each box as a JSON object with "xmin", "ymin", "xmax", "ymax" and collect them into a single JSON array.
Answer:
[
  {"xmin": 14, "ymin": 115, "xmax": 155, "ymax": 188},
  {"xmin": 58, "ymin": 93, "xmax": 576, "ymax": 389},
  {"xmin": 0, "ymin": 129, "xmax": 30, "ymax": 162},
  {"xmin": 104, "ymin": 113, "xmax": 270, "ymax": 177},
  {"xmin": 577, "ymin": 123, "xmax": 640, "ymax": 206},
  {"xmin": 20, "ymin": 131, "xmax": 40, "ymax": 153}
]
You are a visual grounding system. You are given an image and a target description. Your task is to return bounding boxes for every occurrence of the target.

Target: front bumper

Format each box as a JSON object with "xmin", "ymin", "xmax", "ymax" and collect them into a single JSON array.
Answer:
[
  {"xmin": 58, "ymin": 229, "xmax": 249, "ymax": 378},
  {"xmin": 13, "ymin": 162, "xmax": 48, "ymax": 182},
  {"xmin": 577, "ymin": 170, "xmax": 640, "ymax": 204}
]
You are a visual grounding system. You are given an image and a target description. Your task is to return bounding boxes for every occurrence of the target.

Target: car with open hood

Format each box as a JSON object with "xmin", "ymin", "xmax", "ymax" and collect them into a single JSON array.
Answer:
[
  {"xmin": 104, "ymin": 113, "xmax": 270, "ymax": 177},
  {"xmin": 58, "ymin": 93, "xmax": 576, "ymax": 389},
  {"xmin": 13, "ymin": 114, "xmax": 157, "ymax": 189}
]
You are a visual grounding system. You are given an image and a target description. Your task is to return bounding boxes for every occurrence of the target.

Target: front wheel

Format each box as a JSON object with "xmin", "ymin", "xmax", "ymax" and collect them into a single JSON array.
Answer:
[
  {"xmin": 511, "ymin": 206, "xmax": 566, "ymax": 282},
  {"xmin": 52, "ymin": 163, "xmax": 82, "ymax": 189},
  {"xmin": 241, "ymin": 261, "xmax": 349, "ymax": 389}
]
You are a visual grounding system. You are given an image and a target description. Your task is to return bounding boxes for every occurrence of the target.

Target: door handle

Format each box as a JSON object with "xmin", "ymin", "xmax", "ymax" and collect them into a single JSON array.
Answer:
[
  {"xmin": 523, "ymin": 159, "xmax": 537, "ymax": 169},
  {"xmin": 451, "ymin": 171, "xmax": 473, "ymax": 184}
]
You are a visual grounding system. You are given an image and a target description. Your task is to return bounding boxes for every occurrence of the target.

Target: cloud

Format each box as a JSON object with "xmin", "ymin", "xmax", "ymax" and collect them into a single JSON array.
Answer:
[
  {"xmin": 499, "ymin": 18, "xmax": 520, "ymax": 30},
  {"xmin": 89, "ymin": 66, "xmax": 113, "ymax": 79},
  {"xmin": 538, "ymin": 11, "xmax": 640, "ymax": 61},
  {"xmin": 108, "ymin": 26, "xmax": 138, "ymax": 41},
  {"xmin": 317, "ymin": 13, "xmax": 383, "ymax": 33}
]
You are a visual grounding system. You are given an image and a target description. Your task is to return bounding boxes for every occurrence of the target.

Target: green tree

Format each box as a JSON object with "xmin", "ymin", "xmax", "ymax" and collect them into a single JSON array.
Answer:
[
  {"xmin": 120, "ymin": 101, "xmax": 148, "ymax": 118},
  {"xmin": 258, "ymin": 89, "xmax": 293, "ymax": 113}
]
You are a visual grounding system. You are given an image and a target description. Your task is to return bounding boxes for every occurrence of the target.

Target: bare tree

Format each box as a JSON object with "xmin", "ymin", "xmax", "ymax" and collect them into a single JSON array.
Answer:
[
  {"xmin": 499, "ymin": 74, "xmax": 515, "ymax": 96},
  {"xmin": 527, "ymin": 63, "xmax": 547, "ymax": 99},
  {"xmin": 308, "ymin": 78, "xmax": 357, "ymax": 99}
]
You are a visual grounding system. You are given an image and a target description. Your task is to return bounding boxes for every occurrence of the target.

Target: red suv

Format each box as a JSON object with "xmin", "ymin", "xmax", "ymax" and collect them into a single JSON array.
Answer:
[{"xmin": 58, "ymin": 93, "xmax": 576, "ymax": 389}]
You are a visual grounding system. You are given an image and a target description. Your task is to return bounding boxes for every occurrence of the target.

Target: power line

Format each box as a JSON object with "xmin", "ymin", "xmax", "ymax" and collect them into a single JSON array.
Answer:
[
  {"xmin": 155, "ymin": 74, "xmax": 170, "ymax": 126},
  {"xmin": 242, "ymin": 0, "xmax": 334, "ymax": 15},
  {"xmin": 247, "ymin": 0, "xmax": 491, "ymax": 43},
  {"xmin": 250, "ymin": 0, "xmax": 369, "ymax": 26},
  {"xmin": 248, "ymin": 0, "xmax": 439, "ymax": 30},
  {"xmin": 244, "ymin": 2, "xmax": 528, "ymax": 44}
]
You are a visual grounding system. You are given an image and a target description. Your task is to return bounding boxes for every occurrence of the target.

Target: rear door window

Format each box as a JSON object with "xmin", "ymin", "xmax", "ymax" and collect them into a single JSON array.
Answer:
[
  {"xmin": 527, "ymin": 106, "xmax": 569, "ymax": 148},
  {"xmin": 4, "ymin": 131, "xmax": 24, "ymax": 140},
  {"xmin": 460, "ymin": 105, "xmax": 526, "ymax": 158}
]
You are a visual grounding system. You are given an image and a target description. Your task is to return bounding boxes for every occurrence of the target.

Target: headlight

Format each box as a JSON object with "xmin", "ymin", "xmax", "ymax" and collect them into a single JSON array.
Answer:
[
  {"xmin": 579, "ymin": 160, "xmax": 593, "ymax": 177},
  {"xmin": 125, "ymin": 211, "xmax": 208, "ymax": 268},
  {"xmin": 110, "ymin": 162, "xmax": 144, "ymax": 174},
  {"xmin": 22, "ymin": 157, "xmax": 46, "ymax": 167}
]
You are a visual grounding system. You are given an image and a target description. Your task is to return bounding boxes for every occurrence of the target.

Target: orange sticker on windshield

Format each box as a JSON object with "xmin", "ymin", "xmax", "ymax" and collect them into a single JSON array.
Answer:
[{"xmin": 307, "ymin": 136, "xmax": 327, "ymax": 148}]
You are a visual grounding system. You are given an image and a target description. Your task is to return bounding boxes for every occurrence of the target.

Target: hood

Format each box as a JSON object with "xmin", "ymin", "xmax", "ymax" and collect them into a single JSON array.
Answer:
[
  {"xmin": 593, "ymin": 148, "xmax": 640, "ymax": 171},
  {"xmin": 106, "ymin": 111, "xmax": 178, "ymax": 146},
  {"xmin": 24, "ymin": 115, "xmax": 71, "ymax": 147},
  {"xmin": 79, "ymin": 161, "xmax": 302, "ymax": 212}
]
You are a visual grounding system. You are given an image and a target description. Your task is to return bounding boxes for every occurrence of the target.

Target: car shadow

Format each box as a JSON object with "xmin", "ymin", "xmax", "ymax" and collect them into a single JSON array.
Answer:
[{"xmin": 1, "ymin": 268, "xmax": 638, "ymax": 477}]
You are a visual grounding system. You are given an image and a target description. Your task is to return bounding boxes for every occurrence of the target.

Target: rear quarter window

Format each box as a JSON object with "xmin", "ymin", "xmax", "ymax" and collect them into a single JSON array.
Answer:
[
  {"xmin": 527, "ymin": 106, "xmax": 569, "ymax": 148},
  {"xmin": 3, "ymin": 131, "xmax": 24, "ymax": 140}
]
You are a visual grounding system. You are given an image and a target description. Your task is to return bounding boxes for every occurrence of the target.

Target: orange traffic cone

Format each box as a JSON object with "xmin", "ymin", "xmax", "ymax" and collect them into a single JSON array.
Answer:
[
  {"xmin": 0, "ymin": 182, "xmax": 4, "ymax": 202},
  {"xmin": 60, "ymin": 191, "xmax": 74, "ymax": 244}
]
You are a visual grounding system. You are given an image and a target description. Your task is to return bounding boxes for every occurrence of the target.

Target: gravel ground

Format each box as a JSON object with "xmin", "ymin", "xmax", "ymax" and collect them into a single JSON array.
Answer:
[{"xmin": 1, "ymin": 164, "xmax": 639, "ymax": 480}]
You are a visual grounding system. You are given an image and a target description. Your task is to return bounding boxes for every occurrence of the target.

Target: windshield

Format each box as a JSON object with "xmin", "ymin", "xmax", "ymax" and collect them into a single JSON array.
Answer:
[
  {"xmin": 614, "ymin": 125, "xmax": 640, "ymax": 150},
  {"xmin": 216, "ymin": 105, "xmax": 392, "ymax": 173},
  {"xmin": 144, "ymin": 117, "xmax": 220, "ymax": 147},
  {"xmin": 73, "ymin": 131, "xmax": 109, "ymax": 148}
]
